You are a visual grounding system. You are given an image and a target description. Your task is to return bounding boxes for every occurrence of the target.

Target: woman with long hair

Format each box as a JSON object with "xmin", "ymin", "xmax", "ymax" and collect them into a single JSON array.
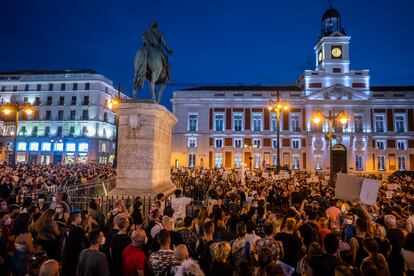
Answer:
[
  {"xmin": 360, "ymin": 238, "xmax": 390, "ymax": 276},
  {"xmin": 12, "ymin": 213, "xmax": 35, "ymax": 276},
  {"xmin": 35, "ymin": 209, "xmax": 62, "ymax": 261}
]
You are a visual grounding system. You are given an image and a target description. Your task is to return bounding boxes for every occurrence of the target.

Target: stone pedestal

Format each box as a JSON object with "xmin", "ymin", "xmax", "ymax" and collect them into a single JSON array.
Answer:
[{"xmin": 110, "ymin": 101, "xmax": 178, "ymax": 196}]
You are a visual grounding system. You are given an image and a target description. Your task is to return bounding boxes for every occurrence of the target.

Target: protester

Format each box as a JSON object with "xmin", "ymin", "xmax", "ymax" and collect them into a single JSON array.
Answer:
[
  {"xmin": 149, "ymin": 229, "xmax": 178, "ymax": 276},
  {"xmin": 77, "ymin": 229, "xmax": 109, "ymax": 276},
  {"xmin": 122, "ymin": 229, "xmax": 148, "ymax": 276}
]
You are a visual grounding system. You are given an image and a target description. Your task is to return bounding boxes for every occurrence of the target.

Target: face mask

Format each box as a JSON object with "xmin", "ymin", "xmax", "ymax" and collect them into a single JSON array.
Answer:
[
  {"xmin": 38, "ymin": 199, "xmax": 45, "ymax": 204},
  {"xmin": 4, "ymin": 218, "xmax": 12, "ymax": 225},
  {"xmin": 100, "ymin": 236, "xmax": 106, "ymax": 245},
  {"xmin": 52, "ymin": 197, "xmax": 56, "ymax": 202},
  {"xmin": 345, "ymin": 219, "xmax": 353, "ymax": 225},
  {"xmin": 56, "ymin": 208, "xmax": 62, "ymax": 213}
]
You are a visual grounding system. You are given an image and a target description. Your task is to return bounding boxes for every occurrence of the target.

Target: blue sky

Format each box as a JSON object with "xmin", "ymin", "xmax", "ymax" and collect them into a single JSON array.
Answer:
[{"xmin": 1, "ymin": 0, "xmax": 413, "ymax": 107}]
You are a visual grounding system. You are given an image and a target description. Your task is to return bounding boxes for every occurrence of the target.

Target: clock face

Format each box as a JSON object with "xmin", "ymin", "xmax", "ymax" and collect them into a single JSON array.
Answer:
[
  {"xmin": 318, "ymin": 51, "xmax": 323, "ymax": 62},
  {"xmin": 331, "ymin": 47, "xmax": 342, "ymax": 58}
]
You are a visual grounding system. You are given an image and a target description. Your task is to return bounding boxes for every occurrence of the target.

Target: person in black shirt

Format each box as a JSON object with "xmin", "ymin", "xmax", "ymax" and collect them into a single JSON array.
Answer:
[
  {"xmin": 62, "ymin": 210, "xmax": 88, "ymax": 276},
  {"xmin": 308, "ymin": 233, "xmax": 344, "ymax": 276},
  {"xmin": 110, "ymin": 217, "xmax": 131, "ymax": 276}
]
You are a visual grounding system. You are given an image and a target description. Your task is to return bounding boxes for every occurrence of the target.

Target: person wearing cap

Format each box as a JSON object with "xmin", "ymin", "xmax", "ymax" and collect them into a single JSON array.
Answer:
[{"xmin": 62, "ymin": 210, "xmax": 88, "ymax": 276}]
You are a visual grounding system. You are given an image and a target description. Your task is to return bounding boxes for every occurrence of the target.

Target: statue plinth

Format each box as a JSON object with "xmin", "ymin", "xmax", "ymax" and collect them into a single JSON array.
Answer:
[{"xmin": 110, "ymin": 101, "xmax": 178, "ymax": 196}]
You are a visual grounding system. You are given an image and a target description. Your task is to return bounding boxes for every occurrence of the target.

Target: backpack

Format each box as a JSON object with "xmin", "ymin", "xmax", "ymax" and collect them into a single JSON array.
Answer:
[
  {"xmin": 230, "ymin": 239, "xmax": 252, "ymax": 271},
  {"xmin": 195, "ymin": 238, "xmax": 215, "ymax": 273},
  {"xmin": 104, "ymin": 210, "xmax": 121, "ymax": 233}
]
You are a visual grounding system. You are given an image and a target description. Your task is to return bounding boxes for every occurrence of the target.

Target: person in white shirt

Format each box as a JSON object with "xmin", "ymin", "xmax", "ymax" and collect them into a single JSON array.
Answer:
[{"xmin": 170, "ymin": 189, "xmax": 192, "ymax": 220}]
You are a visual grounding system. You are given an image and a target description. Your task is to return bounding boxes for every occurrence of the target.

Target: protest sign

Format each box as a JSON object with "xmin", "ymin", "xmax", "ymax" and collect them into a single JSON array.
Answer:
[
  {"xmin": 335, "ymin": 173, "xmax": 364, "ymax": 201},
  {"xmin": 360, "ymin": 178, "xmax": 380, "ymax": 205}
]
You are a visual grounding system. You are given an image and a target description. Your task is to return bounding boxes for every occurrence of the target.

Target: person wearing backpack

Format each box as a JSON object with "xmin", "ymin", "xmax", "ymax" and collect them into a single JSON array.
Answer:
[
  {"xmin": 194, "ymin": 220, "xmax": 216, "ymax": 275},
  {"xmin": 231, "ymin": 221, "xmax": 254, "ymax": 274}
]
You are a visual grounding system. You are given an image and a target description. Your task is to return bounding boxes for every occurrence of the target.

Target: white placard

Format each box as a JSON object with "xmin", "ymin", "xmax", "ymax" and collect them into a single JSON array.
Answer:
[{"xmin": 359, "ymin": 179, "xmax": 380, "ymax": 205}]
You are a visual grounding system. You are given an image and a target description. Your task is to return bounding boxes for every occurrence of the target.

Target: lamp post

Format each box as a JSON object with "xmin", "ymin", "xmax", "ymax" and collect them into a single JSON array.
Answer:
[
  {"xmin": 312, "ymin": 110, "xmax": 348, "ymax": 182},
  {"xmin": 0, "ymin": 102, "xmax": 33, "ymax": 167},
  {"xmin": 268, "ymin": 91, "xmax": 289, "ymax": 174},
  {"xmin": 108, "ymin": 96, "xmax": 121, "ymax": 167}
]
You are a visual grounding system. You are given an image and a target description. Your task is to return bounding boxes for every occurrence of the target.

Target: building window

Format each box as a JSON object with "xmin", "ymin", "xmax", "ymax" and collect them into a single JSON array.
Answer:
[
  {"xmin": 82, "ymin": 126, "xmax": 88, "ymax": 134},
  {"xmin": 395, "ymin": 115, "xmax": 405, "ymax": 133},
  {"xmin": 272, "ymin": 139, "xmax": 279, "ymax": 149},
  {"xmin": 45, "ymin": 126, "xmax": 50, "ymax": 136},
  {"xmin": 32, "ymin": 126, "xmax": 38, "ymax": 137},
  {"xmin": 85, "ymin": 83, "xmax": 90, "ymax": 90},
  {"xmin": 46, "ymin": 96, "xmax": 53, "ymax": 105},
  {"xmin": 215, "ymin": 138, "xmax": 223, "ymax": 148},
  {"xmin": 188, "ymin": 137, "xmax": 197, "ymax": 148},
  {"xmin": 253, "ymin": 138, "xmax": 261, "ymax": 149},
  {"xmin": 34, "ymin": 97, "xmax": 41, "ymax": 106},
  {"xmin": 25, "ymin": 84, "xmax": 29, "ymax": 91},
  {"xmin": 376, "ymin": 140, "xmax": 385, "ymax": 150},
  {"xmin": 103, "ymin": 112, "xmax": 108, "ymax": 122},
  {"xmin": 101, "ymin": 143, "xmax": 107, "ymax": 153},
  {"xmin": 356, "ymin": 155, "xmax": 363, "ymax": 171},
  {"xmin": 61, "ymin": 83, "xmax": 66, "ymax": 91},
  {"xmin": 234, "ymin": 138, "xmax": 243, "ymax": 148},
  {"xmin": 272, "ymin": 154, "xmax": 277, "ymax": 166},
  {"xmin": 292, "ymin": 154, "xmax": 300, "ymax": 170},
  {"xmin": 59, "ymin": 96, "xmax": 64, "ymax": 105},
  {"xmin": 397, "ymin": 140, "xmax": 406, "ymax": 150},
  {"xmin": 188, "ymin": 153, "xmax": 196, "ymax": 168},
  {"xmin": 58, "ymin": 110, "xmax": 64, "ymax": 120},
  {"xmin": 188, "ymin": 114, "xmax": 198, "ymax": 131},
  {"xmin": 292, "ymin": 139, "xmax": 300, "ymax": 149},
  {"xmin": 398, "ymin": 156, "xmax": 406, "ymax": 171},
  {"xmin": 215, "ymin": 153, "xmax": 223, "ymax": 168},
  {"xmin": 291, "ymin": 114, "xmax": 301, "ymax": 132},
  {"xmin": 252, "ymin": 113, "xmax": 262, "ymax": 131},
  {"xmin": 233, "ymin": 113, "xmax": 243, "ymax": 131},
  {"xmin": 37, "ymin": 84, "xmax": 41, "ymax": 91},
  {"xmin": 57, "ymin": 126, "xmax": 63, "ymax": 136},
  {"xmin": 45, "ymin": 110, "xmax": 51, "ymax": 120},
  {"xmin": 83, "ymin": 96, "xmax": 89, "ymax": 105},
  {"xmin": 82, "ymin": 110, "xmax": 89, "ymax": 120},
  {"xmin": 271, "ymin": 113, "xmax": 277, "ymax": 131},
  {"xmin": 73, "ymin": 83, "xmax": 78, "ymax": 90},
  {"xmin": 315, "ymin": 155, "xmax": 322, "ymax": 170},
  {"xmin": 254, "ymin": 154, "xmax": 261, "ymax": 169},
  {"xmin": 69, "ymin": 126, "xmax": 75, "ymax": 136},
  {"xmin": 377, "ymin": 156, "xmax": 385, "ymax": 171},
  {"xmin": 47, "ymin": 83, "xmax": 53, "ymax": 91},
  {"xmin": 234, "ymin": 153, "xmax": 242, "ymax": 168},
  {"xmin": 70, "ymin": 110, "xmax": 76, "ymax": 120},
  {"xmin": 354, "ymin": 115, "xmax": 363, "ymax": 133},
  {"xmin": 375, "ymin": 115, "xmax": 385, "ymax": 133},
  {"xmin": 19, "ymin": 126, "xmax": 27, "ymax": 136},
  {"xmin": 23, "ymin": 97, "xmax": 28, "ymax": 104},
  {"xmin": 214, "ymin": 114, "xmax": 224, "ymax": 132},
  {"xmin": 71, "ymin": 96, "xmax": 77, "ymax": 105}
]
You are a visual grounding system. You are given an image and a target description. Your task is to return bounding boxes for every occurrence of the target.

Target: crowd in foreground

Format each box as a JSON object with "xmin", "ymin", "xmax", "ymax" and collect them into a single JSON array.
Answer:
[{"xmin": 0, "ymin": 165, "xmax": 414, "ymax": 276}]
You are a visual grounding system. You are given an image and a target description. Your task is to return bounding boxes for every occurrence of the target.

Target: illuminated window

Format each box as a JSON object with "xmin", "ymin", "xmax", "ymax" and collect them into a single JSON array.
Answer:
[
  {"xmin": 29, "ymin": 142, "xmax": 39, "ymax": 152},
  {"xmin": 377, "ymin": 155, "xmax": 385, "ymax": 171},
  {"xmin": 54, "ymin": 143, "xmax": 64, "ymax": 152},
  {"xmin": 66, "ymin": 143, "xmax": 76, "ymax": 152},
  {"xmin": 234, "ymin": 153, "xmax": 242, "ymax": 168},
  {"xmin": 41, "ymin": 142, "xmax": 51, "ymax": 152},
  {"xmin": 78, "ymin": 143, "xmax": 88, "ymax": 152},
  {"xmin": 17, "ymin": 142, "xmax": 27, "ymax": 151},
  {"xmin": 215, "ymin": 153, "xmax": 223, "ymax": 168}
]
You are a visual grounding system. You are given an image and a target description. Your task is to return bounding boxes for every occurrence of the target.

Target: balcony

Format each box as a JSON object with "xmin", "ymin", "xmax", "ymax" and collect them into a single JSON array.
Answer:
[
  {"xmin": 291, "ymin": 127, "xmax": 301, "ymax": 133},
  {"xmin": 396, "ymin": 128, "xmax": 406, "ymax": 133}
]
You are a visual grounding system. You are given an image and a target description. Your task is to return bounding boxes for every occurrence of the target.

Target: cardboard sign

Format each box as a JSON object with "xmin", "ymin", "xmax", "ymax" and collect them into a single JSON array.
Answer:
[
  {"xmin": 335, "ymin": 173, "xmax": 364, "ymax": 201},
  {"xmin": 360, "ymin": 179, "xmax": 380, "ymax": 205},
  {"xmin": 387, "ymin": 183, "xmax": 400, "ymax": 190},
  {"xmin": 385, "ymin": 191, "xmax": 393, "ymax": 199}
]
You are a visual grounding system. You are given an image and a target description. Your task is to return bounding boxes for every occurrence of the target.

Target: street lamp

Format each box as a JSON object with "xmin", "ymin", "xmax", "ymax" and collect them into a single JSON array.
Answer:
[
  {"xmin": 312, "ymin": 110, "xmax": 348, "ymax": 182},
  {"xmin": 268, "ymin": 91, "xmax": 289, "ymax": 173},
  {"xmin": 108, "ymin": 96, "xmax": 121, "ymax": 167},
  {"xmin": 0, "ymin": 102, "xmax": 34, "ymax": 167}
]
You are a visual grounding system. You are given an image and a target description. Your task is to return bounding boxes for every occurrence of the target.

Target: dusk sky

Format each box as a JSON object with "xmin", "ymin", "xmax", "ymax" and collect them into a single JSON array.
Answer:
[{"xmin": 1, "ymin": 0, "xmax": 413, "ymax": 107}]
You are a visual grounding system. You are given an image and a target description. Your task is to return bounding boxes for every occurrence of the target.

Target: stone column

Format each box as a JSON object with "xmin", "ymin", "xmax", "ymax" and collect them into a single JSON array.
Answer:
[{"xmin": 110, "ymin": 101, "xmax": 178, "ymax": 196}]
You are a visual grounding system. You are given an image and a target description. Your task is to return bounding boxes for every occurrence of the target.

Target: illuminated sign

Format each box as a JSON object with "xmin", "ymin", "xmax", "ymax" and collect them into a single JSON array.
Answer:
[
  {"xmin": 54, "ymin": 143, "xmax": 64, "ymax": 152},
  {"xmin": 29, "ymin": 142, "xmax": 39, "ymax": 152},
  {"xmin": 17, "ymin": 142, "xmax": 27, "ymax": 151},
  {"xmin": 78, "ymin": 142, "xmax": 88, "ymax": 152},
  {"xmin": 66, "ymin": 143, "xmax": 76, "ymax": 152},
  {"xmin": 41, "ymin": 142, "xmax": 51, "ymax": 152},
  {"xmin": 66, "ymin": 152, "xmax": 75, "ymax": 156},
  {"xmin": 78, "ymin": 152, "xmax": 87, "ymax": 157}
]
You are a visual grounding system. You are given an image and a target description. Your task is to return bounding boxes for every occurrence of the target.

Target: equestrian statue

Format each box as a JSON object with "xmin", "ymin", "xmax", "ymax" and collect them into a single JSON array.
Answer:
[{"xmin": 133, "ymin": 21, "xmax": 173, "ymax": 103}]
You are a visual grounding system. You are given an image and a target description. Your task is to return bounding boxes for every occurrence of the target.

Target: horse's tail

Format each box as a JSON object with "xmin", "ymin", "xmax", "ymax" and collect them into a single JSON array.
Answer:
[{"xmin": 133, "ymin": 47, "xmax": 147, "ymax": 90}]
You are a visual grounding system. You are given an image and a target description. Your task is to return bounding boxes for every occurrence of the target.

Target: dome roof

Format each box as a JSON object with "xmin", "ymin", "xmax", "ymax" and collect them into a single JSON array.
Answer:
[{"xmin": 322, "ymin": 8, "xmax": 341, "ymax": 20}]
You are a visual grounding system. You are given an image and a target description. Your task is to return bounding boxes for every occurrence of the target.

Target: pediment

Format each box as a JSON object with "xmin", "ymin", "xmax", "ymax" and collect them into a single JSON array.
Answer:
[{"xmin": 306, "ymin": 84, "xmax": 370, "ymax": 100}]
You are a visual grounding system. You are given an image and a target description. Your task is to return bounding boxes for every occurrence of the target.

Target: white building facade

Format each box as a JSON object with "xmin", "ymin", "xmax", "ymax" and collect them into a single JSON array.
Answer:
[
  {"xmin": 171, "ymin": 8, "xmax": 414, "ymax": 174},
  {"xmin": 0, "ymin": 69, "xmax": 125, "ymax": 165}
]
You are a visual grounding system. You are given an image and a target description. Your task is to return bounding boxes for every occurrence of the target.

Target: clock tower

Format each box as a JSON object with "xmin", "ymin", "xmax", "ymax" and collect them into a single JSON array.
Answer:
[{"xmin": 314, "ymin": 7, "xmax": 350, "ymax": 74}]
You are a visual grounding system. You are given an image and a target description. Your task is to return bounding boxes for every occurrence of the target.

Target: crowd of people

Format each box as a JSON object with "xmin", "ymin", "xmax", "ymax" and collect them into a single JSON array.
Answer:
[{"xmin": 0, "ymin": 164, "xmax": 414, "ymax": 276}]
